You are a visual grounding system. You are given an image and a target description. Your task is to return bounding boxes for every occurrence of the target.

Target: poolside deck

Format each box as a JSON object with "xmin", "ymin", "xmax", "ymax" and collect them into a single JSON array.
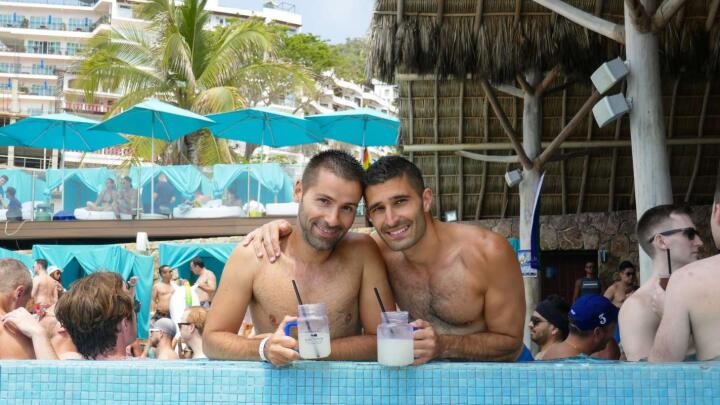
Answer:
[{"xmin": 0, "ymin": 216, "xmax": 370, "ymax": 249}]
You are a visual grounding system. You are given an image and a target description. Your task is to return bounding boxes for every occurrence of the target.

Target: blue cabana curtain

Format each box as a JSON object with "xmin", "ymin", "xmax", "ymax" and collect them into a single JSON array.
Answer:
[
  {"xmin": 129, "ymin": 165, "xmax": 212, "ymax": 211},
  {"xmin": 158, "ymin": 242, "xmax": 236, "ymax": 285},
  {"xmin": 0, "ymin": 247, "xmax": 34, "ymax": 272},
  {"xmin": 45, "ymin": 167, "xmax": 117, "ymax": 212},
  {"xmin": 212, "ymin": 163, "xmax": 293, "ymax": 205},
  {"xmin": 32, "ymin": 244, "xmax": 153, "ymax": 338},
  {"xmin": 0, "ymin": 169, "xmax": 47, "ymax": 203}
]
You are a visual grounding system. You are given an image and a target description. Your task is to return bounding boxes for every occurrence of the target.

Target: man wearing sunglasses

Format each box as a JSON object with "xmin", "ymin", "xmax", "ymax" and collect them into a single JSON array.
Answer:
[
  {"xmin": 603, "ymin": 261, "xmax": 638, "ymax": 308},
  {"xmin": 620, "ymin": 204, "xmax": 703, "ymax": 361},
  {"xmin": 651, "ymin": 178, "xmax": 720, "ymax": 362}
]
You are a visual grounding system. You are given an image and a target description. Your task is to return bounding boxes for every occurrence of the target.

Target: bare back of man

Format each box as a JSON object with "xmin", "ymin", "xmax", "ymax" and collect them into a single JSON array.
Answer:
[
  {"xmin": 32, "ymin": 274, "xmax": 59, "ymax": 309},
  {"xmin": 372, "ymin": 222, "xmax": 525, "ymax": 360},
  {"xmin": 650, "ymin": 255, "xmax": 720, "ymax": 361}
]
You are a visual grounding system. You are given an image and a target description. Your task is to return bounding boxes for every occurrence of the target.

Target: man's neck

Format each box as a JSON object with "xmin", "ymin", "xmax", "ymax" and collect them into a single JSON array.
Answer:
[
  {"xmin": 399, "ymin": 215, "xmax": 441, "ymax": 269},
  {"xmin": 539, "ymin": 337, "xmax": 563, "ymax": 354},
  {"xmin": 564, "ymin": 335, "xmax": 595, "ymax": 355},
  {"xmin": 36, "ymin": 269, "xmax": 47, "ymax": 276},
  {"xmin": 187, "ymin": 335, "xmax": 204, "ymax": 356},
  {"xmin": 286, "ymin": 226, "xmax": 333, "ymax": 266},
  {"xmin": 95, "ymin": 345, "xmax": 126, "ymax": 360},
  {"xmin": 161, "ymin": 278, "xmax": 172, "ymax": 285}
]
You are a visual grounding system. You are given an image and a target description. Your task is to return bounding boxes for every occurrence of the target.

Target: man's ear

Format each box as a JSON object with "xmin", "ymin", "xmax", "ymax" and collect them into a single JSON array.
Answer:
[
  {"xmin": 713, "ymin": 202, "xmax": 720, "ymax": 225},
  {"xmin": 422, "ymin": 188, "xmax": 433, "ymax": 213},
  {"xmin": 14, "ymin": 285, "xmax": 25, "ymax": 301},
  {"xmin": 293, "ymin": 180, "xmax": 302, "ymax": 203}
]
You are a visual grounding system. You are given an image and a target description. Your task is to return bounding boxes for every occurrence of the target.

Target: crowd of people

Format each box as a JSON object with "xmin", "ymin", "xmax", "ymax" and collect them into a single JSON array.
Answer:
[{"xmin": 0, "ymin": 150, "xmax": 718, "ymax": 366}]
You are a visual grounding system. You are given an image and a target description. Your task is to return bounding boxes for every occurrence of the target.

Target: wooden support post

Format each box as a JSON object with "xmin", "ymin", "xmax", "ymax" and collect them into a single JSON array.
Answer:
[
  {"xmin": 479, "ymin": 78, "xmax": 533, "ymax": 169},
  {"xmin": 475, "ymin": 98, "xmax": 489, "ymax": 219},
  {"xmin": 652, "ymin": 0, "xmax": 689, "ymax": 31},
  {"xmin": 532, "ymin": 0, "xmax": 626, "ymax": 43},
  {"xmin": 625, "ymin": 0, "xmax": 674, "ymax": 284},
  {"xmin": 560, "ymin": 89, "xmax": 567, "ymax": 215},
  {"xmin": 407, "ymin": 81, "xmax": 414, "ymax": 162},
  {"xmin": 707, "ymin": 0, "xmax": 720, "ymax": 32},
  {"xmin": 433, "ymin": 75, "xmax": 441, "ymax": 217},
  {"xmin": 608, "ymin": 82, "xmax": 626, "ymax": 212},
  {"xmin": 458, "ymin": 80, "xmax": 465, "ymax": 219},
  {"xmin": 684, "ymin": 79, "xmax": 712, "ymax": 202},
  {"xmin": 577, "ymin": 117, "xmax": 593, "ymax": 214}
]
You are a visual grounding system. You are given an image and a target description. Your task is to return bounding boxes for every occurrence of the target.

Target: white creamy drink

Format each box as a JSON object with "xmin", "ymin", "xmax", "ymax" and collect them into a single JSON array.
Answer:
[
  {"xmin": 298, "ymin": 332, "xmax": 331, "ymax": 359},
  {"xmin": 378, "ymin": 338, "xmax": 413, "ymax": 366}
]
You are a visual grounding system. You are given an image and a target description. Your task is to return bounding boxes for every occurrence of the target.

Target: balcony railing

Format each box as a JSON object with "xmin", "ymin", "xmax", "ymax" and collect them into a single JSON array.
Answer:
[
  {"xmin": 0, "ymin": 0, "xmax": 99, "ymax": 6},
  {"xmin": 0, "ymin": 44, "xmax": 84, "ymax": 56},
  {"xmin": 0, "ymin": 15, "xmax": 108, "ymax": 33},
  {"xmin": 0, "ymin": 63, "xmax": 57, "ymax": 75},
  {"xmin": 64, "ymin": 102, "xmax": 109, "ymax": 114}
]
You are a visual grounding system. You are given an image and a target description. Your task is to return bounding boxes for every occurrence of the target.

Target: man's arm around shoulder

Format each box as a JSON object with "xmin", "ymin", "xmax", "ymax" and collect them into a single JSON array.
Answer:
[{"xmin": 327, "ymin": 234, "xmax": 395, "ymax": 361}]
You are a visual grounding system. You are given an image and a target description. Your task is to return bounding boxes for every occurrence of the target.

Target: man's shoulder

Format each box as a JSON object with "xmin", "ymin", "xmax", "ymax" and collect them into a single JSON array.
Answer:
[
  {"xmin": 674, "ymin": 254, "xmax": 720, "ymax": 281},
  {"xmin": 619, "ymin": 291, "xmax": 652, "ymax": 320},
  {"xmin": 445, "ymin": 222, "xmax": 513, "ymax": 262}
]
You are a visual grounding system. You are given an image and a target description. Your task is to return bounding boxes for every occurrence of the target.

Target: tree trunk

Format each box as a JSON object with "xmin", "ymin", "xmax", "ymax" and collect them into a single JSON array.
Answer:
[
  {"xmin": 244, "ymin": 143, "xmax": 259, "ymax": 161},
  {"xmin": 625, "ymin": 0, "xmax": 673, "ymax": 284}
]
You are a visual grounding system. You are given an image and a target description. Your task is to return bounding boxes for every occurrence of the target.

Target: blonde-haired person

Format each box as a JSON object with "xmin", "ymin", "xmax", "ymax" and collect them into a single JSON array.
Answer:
[{"xmin": 179, "ymin": 306, "xmax": 208, "ymax": 359}]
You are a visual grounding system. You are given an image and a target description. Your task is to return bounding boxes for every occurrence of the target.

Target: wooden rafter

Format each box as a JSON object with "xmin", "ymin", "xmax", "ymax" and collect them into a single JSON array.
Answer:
[
  {"xmin": 534, "ymin": 90, "xmax": 602, "ymax": 170},
  {"xmin": 475, "ymin": 98, "xmax": 489, "ymax": 220},
  {"xmin": 707, "ymin": 0, "xmax": 720, "ymax": 32},
  {"xmin": 494, "ymin": 84, "xmax": 524, "ymax": 98},
  {"xmin": 608, "ymin": 82, "xmax": 626, "ymax": 212},
  {"xmin": 560, "ymin": 89, "xmax": 567, "ymax": 215},
  {"xmin": 433, "ymin": 75, "xmax": 440, "ymax": 216},
  {"xmin": 577, "ymin": 117, "xmax": 593, "ymax": 214},
  {"xmin": 407, "ymin": 81, "xmax": 414, "ymax": 162},
  {"xmin": 535, "ymin": 65, "xmax": 562, "ymax": 96},
  {"xmin": 501, "ymin": 98, "xmax": 518, "ymax": 219},
  {"xmin": 653, "ymin": 0, "xmax": 689, "ymax": 31},
  {"xmin": 625, "ymin": 0, "xmax": 652, "ymax": 32},
  {"xmin": 516, "ymin": 74, "xmax": 534, "ymax": 95},
  {"xmin": 685, "ymin": 79, "xmax": 712, "ymax": 203},
  {"xmin": 479, "ymin": 78, "xmax": 533, "ymax": 169},
  {"xmin": 473, "ymin": 0, "xmax": 485, "ymax": 30},
  {"xmin": 456, "ymin": 151, "xmax": 519, "ymax": 163},
  {"xmin": 458, "ymin": 80, "xmax": 465, "ymax": 219},
  {"xmin": 514, "ymin": 0, "xmax": 522, "ymax": 24},
  {"xmin": 532, "ymin": 0, "xmax": 625, "ymax": 43}
]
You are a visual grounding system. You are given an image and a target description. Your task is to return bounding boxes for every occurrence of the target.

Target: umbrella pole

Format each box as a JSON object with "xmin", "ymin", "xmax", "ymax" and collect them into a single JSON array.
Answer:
[
  {"xmin": 150, "ymin": 112, "xmax": 155, "ymax": 215},
  {"xmin": 61, "ymin": 125, "xmax": 65, "ymax": 213}
]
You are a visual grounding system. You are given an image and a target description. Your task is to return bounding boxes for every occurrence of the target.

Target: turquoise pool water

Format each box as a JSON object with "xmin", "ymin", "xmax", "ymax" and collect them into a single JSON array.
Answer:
[{"xmin": 1, "ymin": 359, "xmax": 718, "ymax": 404}]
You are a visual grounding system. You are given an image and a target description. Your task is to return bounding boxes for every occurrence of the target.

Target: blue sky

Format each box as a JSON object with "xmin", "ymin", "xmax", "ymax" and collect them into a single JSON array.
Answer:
[{"xmin": 223, "ymin": 0, "xmax": 375, "ymax": 43}]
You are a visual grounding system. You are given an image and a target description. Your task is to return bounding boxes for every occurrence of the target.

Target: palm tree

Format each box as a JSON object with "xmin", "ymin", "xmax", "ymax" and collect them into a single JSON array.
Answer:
[{"xmin": 76, "ymin": 0, "xmax": 312, "ymax": 166}]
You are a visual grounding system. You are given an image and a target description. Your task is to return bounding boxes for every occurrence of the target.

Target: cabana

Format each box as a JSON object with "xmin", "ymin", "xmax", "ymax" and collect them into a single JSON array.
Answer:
[
  {"xmin": 0, "ymin": 169, "xmax": 47, "ymax": 220},
  {"xmin": 212, "ymin": 163, "xmax": 294, "ymax": 205},
  {"xmin": 158, "ymin": 242, "xmax": 235, "ymax": 285},
  {"xmin": 129, "ymin": 165, "xmax": 212, "ymax": 216},
  {"xmin": 32, "ymin": 244, "xmax": 154, "ymax": 338},
  {"xmin": 45, "ymin": 167, "xmax": 117, "ymax": 214}
]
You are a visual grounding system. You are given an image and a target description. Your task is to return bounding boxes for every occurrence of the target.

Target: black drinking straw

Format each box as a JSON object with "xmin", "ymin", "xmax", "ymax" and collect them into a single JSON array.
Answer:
[
  {"xmin": 666, "ymin": 249, "xmax": 672, "ymax": 275},
  {"xmin": 292, "ymin": 279, "xmax": 304, "ymax": 305},
  {"xmin": 291, "ymin": 279, "xmax": 319, "ymax": 358},
  {"xmin": 373, "ymin": 287, "xmax": 387, "ymax": 313}
]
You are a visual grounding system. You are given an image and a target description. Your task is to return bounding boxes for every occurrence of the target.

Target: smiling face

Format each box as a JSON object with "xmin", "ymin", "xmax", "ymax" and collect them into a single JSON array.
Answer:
[
  {"xmin": 296, "ymin": 168, "xmax": 362, "ymax": 251},
  {"xmin": 365, "ymin": 175, "xmax": 432, "ymax": 252}
]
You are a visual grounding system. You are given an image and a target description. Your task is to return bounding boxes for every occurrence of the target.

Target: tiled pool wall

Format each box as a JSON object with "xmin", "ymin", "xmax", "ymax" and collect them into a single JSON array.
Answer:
[{"xmin": 1, "ymin": 360, "xmax": 718, "ymax": 404}]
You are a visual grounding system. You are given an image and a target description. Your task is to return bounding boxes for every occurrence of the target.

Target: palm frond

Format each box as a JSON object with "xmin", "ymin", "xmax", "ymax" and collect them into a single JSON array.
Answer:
[{"xmin": 192, "ymin": 86, "xmax": 246, "ymax": 114}]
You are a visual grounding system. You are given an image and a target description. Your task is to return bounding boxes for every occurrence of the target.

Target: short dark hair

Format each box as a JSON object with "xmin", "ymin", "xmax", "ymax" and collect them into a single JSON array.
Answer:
[
  {"xmin": 159, "ymin": 264, "xmax": 171, "ymax": 273},
  {"xmin": 55, "ymin": 272, "xmax": 133, "ymax": 359},
  {"xmin": 6, "ymin": 186, "xmax": 15, "ymax": 197},
  {"xmin": 122, "ymin": 176, "xmax": 132, "ymax": 183},
  {"xmin": 35, "ymin": 258, "xmax": 48, "ymax": 270},
  {"xmin": 0, "ymin": 175, "xmax": 8, "ymax": 182},
  {"xmin": 618, "ymin": 261, "xmax": 634, "ymax": 271},
  {"xmin": 190, "ymin": 257, "xmax": 204, "ymax": 268},
  {"xmin": 636, "ymin": 204, "xmax": 693, "ymax": 257},
  {"xmin": 365, "ymin": 156, "xmax": 425, "ymax": 196},
  {"xmin": 301, "ymin": 150, "xmax": 365, "ymax": 192}
]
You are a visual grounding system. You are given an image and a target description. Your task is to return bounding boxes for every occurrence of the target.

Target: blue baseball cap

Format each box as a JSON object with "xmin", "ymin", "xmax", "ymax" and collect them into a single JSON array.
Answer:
[{"xmin": 569, "ymin": 294, "xmax": 618, "ymax": 331}]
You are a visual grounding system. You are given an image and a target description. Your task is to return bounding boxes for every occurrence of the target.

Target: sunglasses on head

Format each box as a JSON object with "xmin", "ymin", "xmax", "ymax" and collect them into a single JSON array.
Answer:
[
  {"xmin": 530, "ymin": 316, "xmax": 545, "ymax": 326},
  {"xmin": 648, "ymin": 227, "xmax": 699, "ymax": 244}
]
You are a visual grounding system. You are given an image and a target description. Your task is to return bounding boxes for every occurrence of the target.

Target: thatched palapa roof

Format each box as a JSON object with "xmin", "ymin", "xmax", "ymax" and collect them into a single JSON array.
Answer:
[{"xmin": 368, "ymin": 0, "xmax": 720, "ymax": 220}]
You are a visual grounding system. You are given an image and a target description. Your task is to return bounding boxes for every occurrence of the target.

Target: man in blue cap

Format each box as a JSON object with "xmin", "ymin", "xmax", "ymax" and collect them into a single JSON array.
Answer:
[{"xmin": 542, "ymin": 294, "xmax": 618, "ymax": 360}]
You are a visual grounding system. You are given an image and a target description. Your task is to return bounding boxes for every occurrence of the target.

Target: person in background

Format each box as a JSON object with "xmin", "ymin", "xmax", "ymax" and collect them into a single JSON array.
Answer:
[
  {"xmin": 191, "ymin": 191, "xmax": 210, "ymax": 207},
  {"xmin": 179, "ymin": 306, "xmax": 207, "ymax": 359},
  {"xmin": 542, "ymin": 295, "xmax": 618, "ymax": 360},
  {"xmin": 223, "ymin": 189, "xmax": 242, "ymax": 207},
  {"xmin": 0, "ymin": 174, "xmax": 9, "ymax": 205},
  {"xmin": 5, "ymin": 187, "xmax": 22, "ymax": 221},
  {"xmin": 620, "ymin": 204, "xmax": 702, "ymax": 361},
  {"xmin": 650, "ymin": 180, "xmax": 720, "ymax": 362},
  {"xmin": 146, "ymin": 318, "xmax": 178, "ymax": 360},
  {"xmin": 190, "ymin": 258, "xmax": 216, "ymax": 308},
  {"xmin": 153, "ymin": 173, "xmax": 176, "ymax": 215},
  {"xmin": 116, "ymin": 176, "xmax": 137, "ymax": 218},
  {"xmin": 572, "ymin": 261, "xmax": 602, "ymax": 303},
  {"xmin": 529, "ymin": 295, "xmax": 569, "ymax": 360},
  {"xmin": 55, "ymin": 271, "xmax": 136, "ymax": 360},
  {"xmin": 31, "ymin": 260, "xmax": 61, "ymax": 317},
  {"xmin": 48, "ymin": 266, "xmax": 64, "ymax": 296},
  {"xmin": 151, "ymin": 265, "xmax": 176, "ymax": 321},
  {"xmin": 604, "ymin": 261, "xmax": 638, "ymax": 308},
  {"xmin": 0, "ymin": 259, "xmax": 58, "ymax": 360},
  {"xmin": 87, "ymin": 178, "xmax": 118, "ymax": 212}
]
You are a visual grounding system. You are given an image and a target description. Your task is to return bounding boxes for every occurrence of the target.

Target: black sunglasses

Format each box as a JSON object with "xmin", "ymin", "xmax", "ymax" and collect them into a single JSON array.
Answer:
[
  {"xmin": 648, "ymin": 227, "xmax": 699, "ymax": 244},
  {"xmin": 177, "ymin": 322, "xmax": 191, "ymax": 327},
  {"xmin": 623, "ymin": 271, "xmax": 636, "ymax": 277},
  {"xmin": 530, "ymin": 316, "xmax": 545, "ymax": 326}
]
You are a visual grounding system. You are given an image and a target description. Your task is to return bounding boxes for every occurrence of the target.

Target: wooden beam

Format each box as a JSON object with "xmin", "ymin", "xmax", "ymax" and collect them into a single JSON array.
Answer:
[
  {"xmin": 653, "ymin": 0, "xmax": 689, "ymax": 31},
  {"xmin": 577, "ymin": 117, "xmax": 593, "ymax": 214},
  {"xmin": 456, "ymin": 151, "xmax": 520, "ymax": 163},
  {"xmin": 403, "ymin": 137, "xmax": 720, "ymax": 153},
  {"xmin": 707, "ymin": 0, "xmax": 720, "ymax": 32},
  {"xmin": 560, "ymin": 89, "xmax": 567, "ymax": 215},
  {"xmin": 532, "ymin": 0, "xmax": 625, "ymax": 43},
  {"xmin": 501, "ymin": 98, "xmax": 518, "ymax": 219},
  {"xmin": 514, "ymin": 0, "xmax": 522, "ymax": 25},
  {"xmin": 397, "ymin": 0, "xmax": 404, "ymax": 23},
  {"xmin": 534, "ymin": 90, "xmax": 602, "ymax": 170},
  {"xmin": 625, "ymin": 0, "xmax": 652, "ymax": 32},
  {"xmin": 473, "ymin": 0, "xmax": 485, "ymax": 31},
  {"xmin": 535, "ymin": 65, "xmax": 562, "ymax": 95},
  {"xmin": 544, "ymin": 79, "xmax": 577, "ymax": 95},
  {"xmin": 433, "ymin": 75, "xmax": 441, "ymax": 217},
  {"xmin": 608, "ymin": 82, "xmax": 626, "ymax": 212},
  {"xmin": 516, "ymin": 74, "xmax": 534, "ymax": 95},
  {"xmin": 475, "ymin": 98, "xmax": 489, "ymax": 220},
  {"xmin": 684, "ymin": 79, "xmax": 712, "ymax": 202},
  {"xmin": 479, "ymin": 78, "xmax": 533, "ymax": 169},
  {"xmin": 494, "ymin": 84, "xmax": 524, "ymax": 98},
  {"xmin": 458, "ymin": 80, "xmax": 464, "ymax": 219}
]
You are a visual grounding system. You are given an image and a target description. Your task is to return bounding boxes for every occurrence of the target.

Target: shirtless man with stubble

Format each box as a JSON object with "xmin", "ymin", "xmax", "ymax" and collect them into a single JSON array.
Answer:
[
  {"xmin": 246, "ymin": 156, "xmax": 526, "ymax": 363},
  {"xmin": 151, "ymin": 265, "xmax": 175, "ymax": 320},
  {"xmin": 203, "ymin": 150, "xmax": 395, "ymax": 367},
  {"xmin": 650, "ymin": 176, "xmax": 720, "ymax": 362}
]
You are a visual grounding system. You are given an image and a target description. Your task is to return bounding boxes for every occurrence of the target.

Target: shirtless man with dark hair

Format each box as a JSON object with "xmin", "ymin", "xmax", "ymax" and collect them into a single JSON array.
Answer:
[
  {"xmin": 204, "ymin": 150, "xmax": 395, "ymax": 367},
  {"xmin": 650, "ymin": 176, "xmax": 720, "ymax": 362},
  {"xmin": 31, "ymin": 259, "xmax": 61, "ymax": 317},
  {"xmin": 151, "ymin": 265, "xmax": 175, "ymax": 320},
  {"xmin": 245, "ymin": 155, "xmax": 526, "ymax": 363}
]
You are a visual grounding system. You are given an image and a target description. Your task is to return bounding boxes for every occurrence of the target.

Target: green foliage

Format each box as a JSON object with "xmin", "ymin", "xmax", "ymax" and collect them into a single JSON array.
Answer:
[
  {"xmin": 330, "ymin": 37, "xmax": 368, "ymax": 84},
  {"xmin": 278, "ymin": 32, "xmax": 338, "ymax": 76}
]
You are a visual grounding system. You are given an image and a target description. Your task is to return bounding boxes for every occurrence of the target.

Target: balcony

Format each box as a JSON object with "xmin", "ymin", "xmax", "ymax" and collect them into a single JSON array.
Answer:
[
  {"xmin": 0, "ymin": 43, "xmax": 84, "ymax": 57},
  {"xmin": 0, "ymin": 15, "xmax": 108, "ymax": 34},
  {"xmin": 0, "ymin": 83, "xmax": 58, "ymax": 97},
  {"xmin": 0, "ymin": 0, "xmax": 99, "ymax": 6},
  {"xmin": 64, "ymin": 101, "xmax": 109, "ymax": 114},
  {"xmin": 0, "ymin": 63, "xmax": 57, "ymax": 76}
]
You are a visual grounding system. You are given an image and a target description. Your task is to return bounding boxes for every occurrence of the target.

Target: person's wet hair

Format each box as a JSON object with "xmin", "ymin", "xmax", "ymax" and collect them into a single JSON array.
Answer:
[
  {"xmin": 636, "ymin": 204, "xmax": 693, "ymax": 257},
  {"xmin": 301, "ymin": 150, "xmax": 365, "ymax": 192},
  {"xmin": 0, "ymin": 259, "xmax": 31, "ymax": 295},
  {"xmin": 55, "ymin": 272, "xmax": 133, "ymax": 360},
  {"xmin": 365, "ymin": 156, "xmax": 425, "ymax": 196}
]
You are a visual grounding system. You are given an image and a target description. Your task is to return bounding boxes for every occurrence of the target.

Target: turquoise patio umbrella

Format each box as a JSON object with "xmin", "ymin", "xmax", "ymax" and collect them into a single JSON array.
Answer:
[
  {"xmin": 1, "ymin": 113, "xmax": 128, "ymax": 211},
  {"xmin": 91, "ymin": 99, "xmax": 214, "ymax": 215},
  {"xmin": 306, "ymin": 108, "xmax": 400, "ymax": 147}
]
